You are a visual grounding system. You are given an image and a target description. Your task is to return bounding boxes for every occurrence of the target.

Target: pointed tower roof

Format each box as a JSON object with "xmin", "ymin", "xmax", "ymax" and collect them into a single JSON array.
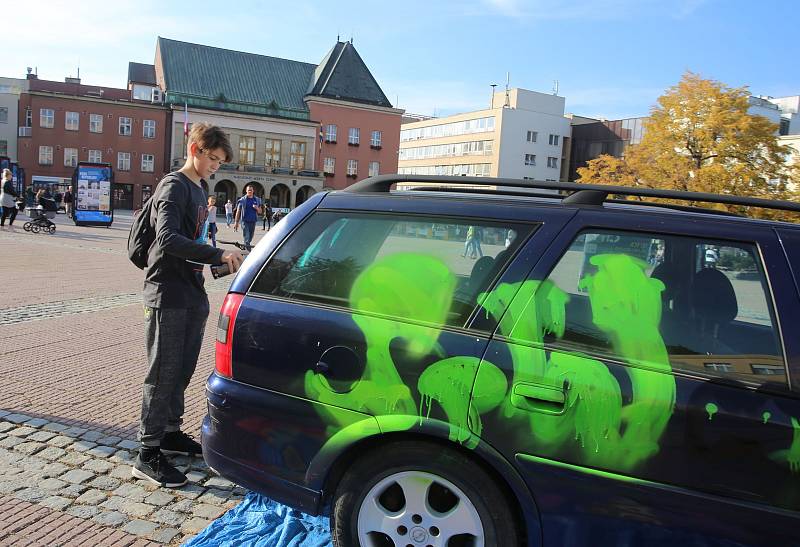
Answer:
[{"xmin": 307, "ymin": 41, "xmax": 392, "ymax": 108}]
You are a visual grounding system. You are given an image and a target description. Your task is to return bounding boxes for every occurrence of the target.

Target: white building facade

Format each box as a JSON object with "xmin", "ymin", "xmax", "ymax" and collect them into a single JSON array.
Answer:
[
  {"xmin": 398, "ymin": 88, "xmax": 571, "ymax": 182},
  {"xmin": 0, "ymin": 77, "xmax": 29, "ymax": 161}
]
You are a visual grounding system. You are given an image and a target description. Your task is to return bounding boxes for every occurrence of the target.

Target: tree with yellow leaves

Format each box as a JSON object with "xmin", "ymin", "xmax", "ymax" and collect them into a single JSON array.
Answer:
[{"xmin": 576, "ymin": 72, "xmax": 799, "ymax": 217}]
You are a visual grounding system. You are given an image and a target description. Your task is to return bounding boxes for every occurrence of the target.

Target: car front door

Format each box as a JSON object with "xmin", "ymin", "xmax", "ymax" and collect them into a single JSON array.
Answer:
[{"xmin": 475, "ymin": 210, "xmax": 800, "ymax": 545}]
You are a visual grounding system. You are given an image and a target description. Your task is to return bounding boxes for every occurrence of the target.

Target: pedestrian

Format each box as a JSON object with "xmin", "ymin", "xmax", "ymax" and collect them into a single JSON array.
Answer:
[
  {"xmin": 224, "ymin": 199, "xmax": 233, "ymax": 227},
  {"xmin": 207, "ymin": 195, "xmax": 218, "ymax": 248},
  {"xmin": 63, "ymin": 187, "xmax": 73, "ymax": 218},
  {"xmin": 0, "ymin": 169, "xmax": 18, "ymax": 232},
  {"xmin": 262, "ymin": 202, "xmax": 272, "ymax": 231},
  {"xmin": 132, "ymin": 122, "xmax": 243, "ymax": 488},
  {"xmin": 234, "ymin": 184, "xmax": 262, "ymax": 251}
]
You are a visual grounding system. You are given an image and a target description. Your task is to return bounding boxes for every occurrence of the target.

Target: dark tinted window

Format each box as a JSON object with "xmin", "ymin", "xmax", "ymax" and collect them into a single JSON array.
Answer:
[{"xmin": 250, "ymin": 211, "xmax": 534, "ymax": 328}]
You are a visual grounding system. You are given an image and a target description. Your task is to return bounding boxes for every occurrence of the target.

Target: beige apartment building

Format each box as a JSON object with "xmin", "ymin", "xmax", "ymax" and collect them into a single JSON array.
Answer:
[{"xmin": 398, "ymin": 88, "xmax": 572, "ymax": 184}]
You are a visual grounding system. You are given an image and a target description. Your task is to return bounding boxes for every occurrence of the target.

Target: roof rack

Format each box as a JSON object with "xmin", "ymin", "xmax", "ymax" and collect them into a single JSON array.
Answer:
[{"xmin": 345, "ymin": 174, "xmax": 800, "ymax": 214}]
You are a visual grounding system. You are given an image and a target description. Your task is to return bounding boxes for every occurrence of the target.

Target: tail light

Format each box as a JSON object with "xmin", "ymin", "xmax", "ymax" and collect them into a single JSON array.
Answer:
[{"xmin": 215, "ymin": 293, "xmax": 244, "ymax": 378}]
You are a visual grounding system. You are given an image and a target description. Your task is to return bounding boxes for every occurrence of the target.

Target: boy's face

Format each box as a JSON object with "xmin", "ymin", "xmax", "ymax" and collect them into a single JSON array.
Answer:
[{"xmin": 192, "ymin": 145, "xmax": 226, "ymax": 180}]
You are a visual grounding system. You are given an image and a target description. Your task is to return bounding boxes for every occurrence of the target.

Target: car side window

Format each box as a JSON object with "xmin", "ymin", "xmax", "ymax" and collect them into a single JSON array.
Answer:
[
  {"xmin": 249, "ymin": 211, "xmax": 534, "ymax": 328},
  {"xmin": 539, "ymin": 230, "xmax": 786, "ymax": 387}
]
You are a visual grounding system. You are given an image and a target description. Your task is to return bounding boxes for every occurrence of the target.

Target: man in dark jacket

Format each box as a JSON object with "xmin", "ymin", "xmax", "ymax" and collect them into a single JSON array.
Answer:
[{"xmin": 132, "ymin": 123, "xmax": 242, "ymax": 488}]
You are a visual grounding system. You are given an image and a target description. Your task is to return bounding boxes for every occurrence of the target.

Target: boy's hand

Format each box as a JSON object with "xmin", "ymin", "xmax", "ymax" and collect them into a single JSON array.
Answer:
[{"xmin": 221, "ymin": 250, "xmax": 244, "ymax": 272}]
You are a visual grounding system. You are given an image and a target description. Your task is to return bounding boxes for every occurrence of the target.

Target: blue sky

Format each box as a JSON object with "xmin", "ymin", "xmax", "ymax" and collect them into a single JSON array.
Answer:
[{"xmin": 7, "ymin": 0, "xmax": 798, "ymax": 120}]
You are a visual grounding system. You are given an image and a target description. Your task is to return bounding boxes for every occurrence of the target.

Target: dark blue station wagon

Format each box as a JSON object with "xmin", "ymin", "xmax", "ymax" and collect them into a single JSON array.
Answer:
[{"xmin": 202, "ymin": 176, "xmax": 800, "ymax": 547}]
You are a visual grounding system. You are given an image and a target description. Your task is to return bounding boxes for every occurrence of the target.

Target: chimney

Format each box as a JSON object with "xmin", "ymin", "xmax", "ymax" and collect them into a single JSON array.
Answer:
[{"xmin": 25, "ymin": 67, "xmax": 37, "ymax": 80}]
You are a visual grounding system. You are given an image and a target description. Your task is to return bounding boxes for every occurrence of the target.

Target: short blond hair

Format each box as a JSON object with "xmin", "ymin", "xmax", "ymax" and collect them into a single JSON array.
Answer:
[{"xmin": 1, "ymin": 168, "xmax": 11, "ymax": 181}]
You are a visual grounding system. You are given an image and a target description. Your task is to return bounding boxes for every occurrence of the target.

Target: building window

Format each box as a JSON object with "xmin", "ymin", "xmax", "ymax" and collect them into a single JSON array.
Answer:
[
  {"xmin": 325, "ymin": 124, "xmax": 337, "ymax": 142},
  {"xmin": 399, "ymin": 140, "xmax": 494, "ymax": 161},
  {"xmin": 400, "ymin": 116, "xmax": 496, "ymax": 142},
  {"xmin": 0, "ymin": 107, "xmax": 7, "ymax": 124},
  {"xmin": 25, "ymin": 109, "xmax": 32, "ymax": 127},
  {"xmin": 547, "ymin": 156, "xmax": 558, "ymax": 168},
  {"xmin": 89, "ymin": 114, "xmax": 103, "ymax": 133},
  {"xmin": 143, "ymin": 119, "xmax": 156, "ymax": 139},
  {"xmin": 38, "ymin": 146, "xmax": 53, "ymax": 165},
  {"xmin": 369, "ymin": 161, "xmax": 380, "ymax": 177},
  {"xmin": 119, "ymin": 117, "xmax": 132, "ymax": 136},
  {"xmin": 40, "ymin": 108, "xmax": 54, "ymax": 128},
  {"xmin": 88, "ymin": 149, "xmax": 102, "ymax": 163},
  {"xmin": 141, "ymin": 153, "xmax": 155, "ymax": 172},
  {"xmin": 290, "ymin": 141, "xmax": 306, "ymax": 170},
  {"xmin": 132, "ymin": 85, "xmax": 153, "ymax": 101},
  {"xmin": 348, "ymin": 127, "xmax": 360, "ymax": 146},
  {"xmin": 347, "ymin": 159, "xmax": 358, "ymax": 176},
  {"xmin": 549, "ymin": 134, "xmax": 560, "ymax": 146},
  {"xmin": 323, "ymin": 157, "xmax": 335, "ymax": 174},
  {"xmin": 65, "ymin": 111, "xmax": 79, "ymax": 131},
  {"xmin": 64, "ymin": 147, "xmax": 78, "ymax": 167},
  {"xmin": 265, "ymin": 138, "xmax": 281, "ymax": 167},
  {"xmin": 527, "ymin": 130, "xmax": 538, "ymax": 142},
  {"xmin": 0, "ymin": 141, "xmax": 6, "ymax": 156},
  {"xmin": 371, "ymin": 130, "xmax": 382, "ymax": 148},
  {"xmin": 525, "ymin": 154, "xmax": 536, "ymax": 166},
  {"xmin": 239, "ymin": 136, "xmax": 255, "ymax": 165},
  {"xmin": 118, "ymin": 152, "xmax": 131, "ymax": 171}
]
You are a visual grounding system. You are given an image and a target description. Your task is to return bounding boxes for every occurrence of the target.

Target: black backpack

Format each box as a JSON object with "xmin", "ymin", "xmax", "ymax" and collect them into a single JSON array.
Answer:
[{"xmin": 127, "ymin": 193, "xmax": 157, "ymax": 270}]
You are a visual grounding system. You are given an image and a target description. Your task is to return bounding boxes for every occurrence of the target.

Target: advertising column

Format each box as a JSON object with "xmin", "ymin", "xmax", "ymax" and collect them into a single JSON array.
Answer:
[{"xmin": 73, "ymin": 162, "xmax": 114, "ymax": 227}]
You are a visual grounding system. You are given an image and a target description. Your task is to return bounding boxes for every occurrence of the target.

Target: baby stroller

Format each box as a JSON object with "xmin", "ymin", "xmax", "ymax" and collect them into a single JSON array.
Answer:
[{"xmin": 24, "ymin": 197, "xmax": 58, "ymax": 234}]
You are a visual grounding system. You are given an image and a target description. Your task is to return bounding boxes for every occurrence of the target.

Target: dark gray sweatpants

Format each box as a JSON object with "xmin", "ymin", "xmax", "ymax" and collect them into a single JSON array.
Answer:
[{"xmin": 139, "ymin": 302, "xmax": 209, "ymax": 447}]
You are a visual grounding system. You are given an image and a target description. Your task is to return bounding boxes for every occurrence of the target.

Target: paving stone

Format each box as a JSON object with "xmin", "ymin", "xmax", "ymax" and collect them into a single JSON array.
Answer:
[
  {"xmin": 15, "ymin": 487, "xmax": 47, "ymax": 503},
  {"xmin": 17, "ymin": 455, "xmax": 47, "ymax": 471},
  {"xmin": 27, "ymin": 431, "xmax": 57, "ymax": 442},
  {"xmin": 113, "ymin": 483, "xmax": 148, "ymax": 501},
  {"xmin": 118, "ymin": 501, "xmax": 155, "ymax": 518},
  {"xmin": 109, "ymin": 465, "xmax": 133, "ymax": 480},
  {"xmin": 0, "ymin": 422, "xmax": 16, "ymax": 433},
  {"xmin": 169, "ymin": 498, "xmax": 195, "ymax": 513},
  {"xmin": 0, "ymin": 479, "xmax": 27, "ymax": 494},
  {"xmin": 100, "ymin": 496, "xmax": 126, "ymax": 511},
  {"xmin": 71, "ymin": 440, "xmax": 97, "ymax": 452},
  {"xmin": 98, "ymin": 435, "xmax": 122, "ymax": 446},
  {"xmin": 144, "ymin": 491, "xmax": 174, "ymax": 507},
  {"xmin": 170, "ymin": 483, "xmax": 205, "ymax": 500},
  {"xmin": 87, "ymin": 445, "xmax": 117, "ymax": 458},
  {"xmin": 0, "ymin": 412, "xmax": 8, "ymax": 418},
  {"xmin": 66, "ymin": 504, "xmax": 101, "ymax": 519},
  {"xmin": 197, "ymin": 489, "xmax": 228, "ymax": 505},
  {"xmin": 92, "ymin": 510, "xmax": 129, "ymax": 527},
  {"xmin": 36, "ymin": 446, "xmax": 67, "ymax": 461},
  {"xmin": 60, "ymin": 483, "xmax": 90, "ymax": 498},
  {"xmin": 47, "ymin": 435, "xmax": 76, "ymax": 448},
  {"xmin": 192, "ymin": 503, "xmax": 225, "ymax": 519},
  {"xmin": 9, "ymin": 426, "xmax": 37, "ymax": 437},
  {"xmin": 63, "ymin": 426, "xmax": 88, "ymax": 437},
  {"xmin": 83, "ymin": 458, "xmax": 114, "ymax": 474},
  {"xmin": 0, "ymin": 436, "xmax": 24, "ymax": 448},
  {"xmin": 123, "ymin": 519, "xmax": 158, "ymax": 536},
  {"xmin": 23, "ymin": 418, "xmax": 48, "ymax": 428},
  {"xmin": 59, "ymin": 452, "xmax": 90, "ymax": 466},
  {"xmin": 42, "ymin": 422, "xmax": 69, "ymax": 433},
  {"xmin": 80, "ymin": 430, "xmax": 104, "ymax": 442},
  {"xmin": 39, "ymin": 478, "xmax": 67, "ymax": 491},
  {"xmin": 13, "ymin": 441, "xmax": 47, "ymax": 455},
  {"xmin": 76, "ymin": 488, "xmax": 108, "ymax": 505},
  {"xmin": 39, "ymin": 495, "xmax": 72, "ymax": 511},
  {"xmin": 204, "ymin": 476, "xmax": 234, "ymax": 489},
  {"xmin": 87, "ymin": 475, "xmax": 121, "ymax": 491},
  {"xmin": 111, "ymin": 450, "xmax": 134, "ymax": 464},
  {"xmin": 185, "ymin": 470, "xmax": 207, "ymax": 483},
  {"xmin": 61, "ymin": 469, "xmax": 95, "ymax": 484},
  {"xmin": 149, "ymin": 527, "xmax": 181, "ymax": 544},
  {"xmin": 151, "ymin": 508, "xmax": 185, "ymax": 527},
  {"xmin": 4, "ymin": 413, "xmax": 33, "ymax": 424},
  {"xmin": 182, "ymin": 517, "xmax": 212, "ymax": 535},
  {"xmin": 117, "ymin": 439, "xmax": 140, "ymax": 450},
  {"xmin": 40, "ymin": 462, "xmax": 69, "ymax": 478}
]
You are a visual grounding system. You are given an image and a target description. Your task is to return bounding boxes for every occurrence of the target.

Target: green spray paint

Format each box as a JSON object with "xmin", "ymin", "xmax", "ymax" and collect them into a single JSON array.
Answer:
[
  {"xmin": 788, "ymin": 418, "xmax": 800, "ymax": 473},
  {"xmin": 705, "ymin": 403, "xmax": 718, "ymax": 421},
  {"xmin": 763, "ymin": 411, "xmax": 771, "ymax": 424}
]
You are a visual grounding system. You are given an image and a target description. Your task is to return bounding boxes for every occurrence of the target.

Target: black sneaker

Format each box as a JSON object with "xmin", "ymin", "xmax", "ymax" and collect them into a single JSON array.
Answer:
[
  {"xmin": 160, "ymin": 430, "xmax": 202, "ymax": 457},
  {"xmin": 131, "ymin": 449, "xmax": 187, "ymax": 488}
]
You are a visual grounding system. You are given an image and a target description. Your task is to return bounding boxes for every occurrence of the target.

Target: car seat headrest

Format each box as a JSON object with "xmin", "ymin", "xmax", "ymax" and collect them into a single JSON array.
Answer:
[{"xmin": 691, "ymin": 268, "xmax": 738, "ymax": 325}]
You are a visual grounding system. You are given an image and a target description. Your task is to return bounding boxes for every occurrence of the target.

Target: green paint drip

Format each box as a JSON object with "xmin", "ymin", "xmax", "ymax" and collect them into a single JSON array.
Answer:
[
  {"xmin": 705, "ymin": 403, "xmax": 718, "ymax": 421},
  {"xmin": 788, "ymin": 417, "xmax": 800, "ymax": 473},
  {"xmin": 762, "ymin": 411, "xmax": 771, "ymax": 424}
]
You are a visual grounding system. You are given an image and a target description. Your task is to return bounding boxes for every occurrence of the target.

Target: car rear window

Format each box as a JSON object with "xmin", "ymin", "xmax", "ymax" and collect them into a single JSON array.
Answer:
[{"xmin": 249, "ymin": 211, "xmax": 535, "ymax": 328}]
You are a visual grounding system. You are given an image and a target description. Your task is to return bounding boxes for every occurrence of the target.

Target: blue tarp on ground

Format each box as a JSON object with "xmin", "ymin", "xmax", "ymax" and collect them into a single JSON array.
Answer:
[{"xmin": 184, "ymin": 492, "xmax": 333, "ymax": 547}]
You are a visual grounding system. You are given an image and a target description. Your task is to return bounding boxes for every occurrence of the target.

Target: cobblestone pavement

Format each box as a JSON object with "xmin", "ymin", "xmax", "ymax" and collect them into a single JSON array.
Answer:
[{"xmin": 0, "ymin": 211, "xmax": 269, "ymax": 545}]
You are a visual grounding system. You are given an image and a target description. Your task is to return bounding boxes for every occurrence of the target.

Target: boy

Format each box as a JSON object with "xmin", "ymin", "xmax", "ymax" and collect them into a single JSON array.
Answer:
[
  {"xmin": 133, "ymin": 123, "xmax": 243, "ymax": 488},
  {"xmin": 234, "ymin": 184, "xmax": 262, "ymax": 250}
]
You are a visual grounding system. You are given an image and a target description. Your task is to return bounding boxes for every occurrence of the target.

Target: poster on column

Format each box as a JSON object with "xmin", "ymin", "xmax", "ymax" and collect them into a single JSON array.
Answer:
[{"xmin": 73, "ymin": 162, "xmax": 114, "ymax": 226}]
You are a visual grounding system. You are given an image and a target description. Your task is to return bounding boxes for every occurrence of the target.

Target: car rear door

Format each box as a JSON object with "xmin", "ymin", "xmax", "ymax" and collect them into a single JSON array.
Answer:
[{"xmin": 474, "ymin": 208, "xmax": 800, "ymax": 545}]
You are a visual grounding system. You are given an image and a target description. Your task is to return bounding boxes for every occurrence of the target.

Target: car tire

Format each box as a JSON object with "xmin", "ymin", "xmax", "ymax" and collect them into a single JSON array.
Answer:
[{"xmin": 331, "ymin": 440, "xmax": 520, "ymax": 547}]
